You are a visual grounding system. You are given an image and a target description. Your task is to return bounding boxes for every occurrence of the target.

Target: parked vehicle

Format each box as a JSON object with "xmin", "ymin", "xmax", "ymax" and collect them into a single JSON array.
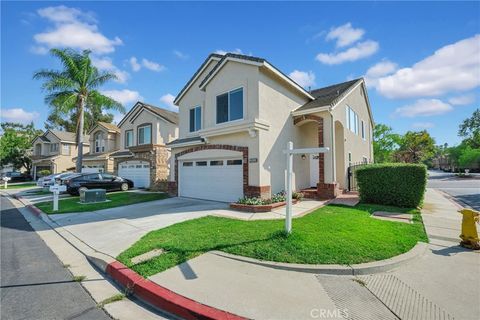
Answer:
[
  {"xmin": 63, "ymin": 173, "xmax": 134, "ymax": 195},
  {"xmin": 37, "ymin": 172, "xmax": 76, "ymax": 187},
  {"xmin": 1, "ymin": 172, "xmax": 32, "ymax": 182}
]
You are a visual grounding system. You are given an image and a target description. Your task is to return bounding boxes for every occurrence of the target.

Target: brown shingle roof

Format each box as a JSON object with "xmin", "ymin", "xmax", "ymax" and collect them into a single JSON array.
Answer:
[
  {"xmin": 295, "ymin": 78, "xmax": 362, "ymax": 112},
  {"xmin": 50, "ymin": 130, "xmax": 90, "ymax": 143},
  {"xmin": 97, "ymin": 122, "xmax": 120, "ymax": 132},
  {"xmin": 139, "ymin": 102, "xmax": 179, "ymax": 125}
]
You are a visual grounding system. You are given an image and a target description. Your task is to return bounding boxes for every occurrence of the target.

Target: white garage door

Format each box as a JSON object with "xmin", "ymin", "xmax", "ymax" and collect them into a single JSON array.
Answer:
[
  {"xmin": 118, "ymin": 161, "xmax": 150, "ymax": 188},
  {"xmin": 179, "ymin": 158, "xmax": 243, "ymax": 202}
]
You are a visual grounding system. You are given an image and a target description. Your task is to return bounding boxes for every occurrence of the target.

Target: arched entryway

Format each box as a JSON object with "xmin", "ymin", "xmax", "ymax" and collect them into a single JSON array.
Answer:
[{"xmin": 334, "ymin": 121, "xmax": 346, "ymax": 190}]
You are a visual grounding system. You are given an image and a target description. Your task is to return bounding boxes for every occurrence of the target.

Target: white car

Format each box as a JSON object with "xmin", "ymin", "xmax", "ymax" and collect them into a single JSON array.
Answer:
[{"xmin": 37, "ymin": 172, "xmax": 75, "ymax": 187}]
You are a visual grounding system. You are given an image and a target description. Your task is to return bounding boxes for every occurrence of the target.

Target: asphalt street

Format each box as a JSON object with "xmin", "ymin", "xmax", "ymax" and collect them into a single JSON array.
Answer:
[
  {"xmin": 0, "ymin": 195, "xmax": 111, "ymax": 320},
  {"xmin": 427, "ymin": 170, "xmax": 480, "ymax": 210}
]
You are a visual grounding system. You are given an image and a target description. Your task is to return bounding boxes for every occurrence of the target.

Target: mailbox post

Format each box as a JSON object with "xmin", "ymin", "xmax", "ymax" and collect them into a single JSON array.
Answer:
[
  {"xmin": 2, "ymin": 176, "xmax": 11, "ymax": 189},
  {"xmin": 283, "ymin": 141, "xmax": 329, "ymax": 234},
  {"xmin": 49, "ymin": 183, "xmax": 67, "ymax": 212}
]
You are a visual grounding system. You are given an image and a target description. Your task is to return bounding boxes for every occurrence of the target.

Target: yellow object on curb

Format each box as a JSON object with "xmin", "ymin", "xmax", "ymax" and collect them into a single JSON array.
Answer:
[{"xmin": 459, "ymin": 208, "xmax": 480, "ymax": 250}]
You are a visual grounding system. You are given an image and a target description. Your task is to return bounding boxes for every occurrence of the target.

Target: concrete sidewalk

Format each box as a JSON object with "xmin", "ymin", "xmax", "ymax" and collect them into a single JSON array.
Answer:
[{"xmin": 149, "ymin": 189, "xmax": 479, "ymax": 320}]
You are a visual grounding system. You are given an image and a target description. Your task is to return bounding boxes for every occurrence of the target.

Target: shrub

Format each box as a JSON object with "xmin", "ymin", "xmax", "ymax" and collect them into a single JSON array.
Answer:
[
  {"xmin": 356, "ymin": 163, "xmax": 427, "ymax": 208},
  {"xmin": 38, "ymin": 169, "xmax": 51, "ymax": 177},
  {"xmin": 236, "ymin": 191, "xmax": 300, "ymax": 205}
]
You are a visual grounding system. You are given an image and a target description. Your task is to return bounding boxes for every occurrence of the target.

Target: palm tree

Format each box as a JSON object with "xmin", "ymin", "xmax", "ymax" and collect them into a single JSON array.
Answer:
[{"xmin": 34, "ymin": 48, "xmax": 125, "ymax": 172}]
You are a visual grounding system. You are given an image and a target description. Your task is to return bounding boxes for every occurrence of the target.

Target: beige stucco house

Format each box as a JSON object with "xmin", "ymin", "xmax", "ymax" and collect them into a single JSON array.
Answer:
[
  {"xmin": 31, "ymin": 130, "xmax": 90, "ymax": 179},
  {"xmin": 73, "ymin": 122, "xmax": 121, "ymax": 173},
  {"xmin": 110, "ymin": 101, "xmax": 179, "ymax": 189},
  {"xmin": 167, "ymin": 53, "xmax": 374, "ymax": 202}
]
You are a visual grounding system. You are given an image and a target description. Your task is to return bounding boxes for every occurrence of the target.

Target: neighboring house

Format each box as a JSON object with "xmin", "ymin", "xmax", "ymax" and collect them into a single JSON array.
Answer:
[
  {"xmin": 31, "ymin": 130, "xmax": 90, "ymax": 179},
  {"xmin": 167, "ymin": 53, "xmax": 374, "ymax": 202},
  {"xmin": 73, "ymin": 122, "xmax": 121, "ymax": 173},
  {"xmin": 110, "ymin": 101, "xmax": 179, "ymax": 189}
]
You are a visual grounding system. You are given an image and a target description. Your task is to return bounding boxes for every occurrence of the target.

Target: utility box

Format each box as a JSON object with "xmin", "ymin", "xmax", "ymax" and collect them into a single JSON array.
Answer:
[{"xmin": 80, "ymin": 189, "xmax": 106, "ymax": 203}]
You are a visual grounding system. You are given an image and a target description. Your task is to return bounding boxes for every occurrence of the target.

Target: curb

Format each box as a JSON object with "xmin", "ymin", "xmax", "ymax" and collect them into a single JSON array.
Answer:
[
  {"xmin": 10, "ymin": 193, "xmax": 248, "ymax": 320},
  {"xmin": 211, "ymin": 242, "xmax": 428, "ymax": 275}
]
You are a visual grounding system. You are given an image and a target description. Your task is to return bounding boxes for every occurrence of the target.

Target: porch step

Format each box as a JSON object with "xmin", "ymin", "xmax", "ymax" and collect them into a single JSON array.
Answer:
[{"xmin": 300, "ymin": 188, "xmax": 319, "ymax": 199}]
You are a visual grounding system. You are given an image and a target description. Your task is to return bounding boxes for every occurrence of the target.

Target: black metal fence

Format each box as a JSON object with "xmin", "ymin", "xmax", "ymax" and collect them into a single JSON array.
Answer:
[{"xmin": 347, "ymin": 161, "xmax": 370, "ymax": 191}]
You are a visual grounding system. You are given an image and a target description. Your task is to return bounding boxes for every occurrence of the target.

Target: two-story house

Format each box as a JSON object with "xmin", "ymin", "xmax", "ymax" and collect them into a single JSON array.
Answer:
[
  {"xmin": 110, "ymin": 101, "xmax": 179, "ymax": 189},
  {"xmin": 167, "ymin": 53, "xmax": 374, "ymax": 202},
  {"xmin": 72, "ymin": 122, "xmax": 121, "ymax": 173},
  {"xmin": 31, "ymin": 130, "xmax": 90, "ymax": 179}
]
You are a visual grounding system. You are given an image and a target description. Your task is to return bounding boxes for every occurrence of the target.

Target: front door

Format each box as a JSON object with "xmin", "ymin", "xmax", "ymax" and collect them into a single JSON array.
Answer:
[{"xmin": 310, "ymin": 154, "xmax": 319, "ymax": 187}]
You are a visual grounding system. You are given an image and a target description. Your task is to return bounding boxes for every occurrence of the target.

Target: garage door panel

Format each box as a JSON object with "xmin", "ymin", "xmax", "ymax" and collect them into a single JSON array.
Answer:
[
  {"xmin": 179, "ymin": 159, "xmax": 243, "ymax": 202},
  {"xmin": 118, "ymin": 161, "xmax": 150, "ymax": 188}
]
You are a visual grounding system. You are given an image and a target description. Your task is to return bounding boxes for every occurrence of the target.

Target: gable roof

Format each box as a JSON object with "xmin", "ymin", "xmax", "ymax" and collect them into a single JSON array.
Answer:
[
  {"xmin": 32, "ymin": 130, "xmax": 90, "ymax": 145},
  {"xmin": 173, "ymin": 53, "xmax": 223, "ymax": 104},
  {"xmin": 88, "ymin": 121, "xmax": 120, "ymax": 134},
  {"xmin": 293, "ymin": 78, "xmax": 362, "ymax": 113},
  {"xmin": 197, "ymin": 53, "xmax": 314, "ymax": 100},
  {"xmin": 117, "ymin": 101, "xmax": 179, "ymax": 127}
]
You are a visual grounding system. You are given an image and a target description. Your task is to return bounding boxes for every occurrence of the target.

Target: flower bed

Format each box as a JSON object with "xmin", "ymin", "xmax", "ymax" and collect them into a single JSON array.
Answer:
[{"xmin": 229, "ymin": 191, "xmax": 303, "ymax": 213}]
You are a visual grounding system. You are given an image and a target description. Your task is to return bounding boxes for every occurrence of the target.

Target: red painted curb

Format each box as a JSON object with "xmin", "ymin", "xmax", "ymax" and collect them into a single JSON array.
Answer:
[
  {"xmin": 106, "ymin": 261, "xmax": 248, "ymax": 320},
  {"xmin": 27, "ymin": 204, "xmax": 42, "ymax": 217}
]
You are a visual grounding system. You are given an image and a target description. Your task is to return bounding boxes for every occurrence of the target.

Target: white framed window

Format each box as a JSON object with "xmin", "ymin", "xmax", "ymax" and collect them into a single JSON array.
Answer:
[
  {"xmin": 361, "ymin": 120, "xmax": 366, "ymax": 140},
  {"xmin": 125, "ymin": 130, "xmax": 133, "ymax": 148},
  {"xmin": 94, "ymin": 132, "xmax": 105, "ymax": 153},
  {"xmin": 61, "ymin": 144, "xmax": 70, "ymax": 155},
  {"xmin": 216, "ymin": 88, "xmax": 243, "ymax": 124},
  {"xmin": 189, "ymin": 106, "xmax": 202, "ymax": 132},
  {"xmin": 50, "ymin": 143, "xmax": 59, "ymax": 152},
  {"xmin": 137, "ymin": 124, "xmax": 152, "ymax": 145},
  {"xmin": 362, "ymin": 156, "xmax": 368, "ymax": 164},
  {"xmin": 346, "ymin": 106, "xmax": 359, "ymax": 135}
]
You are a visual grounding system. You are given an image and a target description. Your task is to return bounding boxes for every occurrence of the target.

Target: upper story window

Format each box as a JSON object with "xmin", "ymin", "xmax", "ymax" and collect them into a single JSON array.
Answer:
[
  {"xmin": 346, "ymin": 106, "xmax": 359, "ymax": 135},
  {"xmin": 189, "ymin": 106, "xmax": 202, "ymax": 132},
  {"xmin": 361, "ymin": 120, "xmax": 366, "ymax": 140},
  {"xmin": 35, "ymin": 144, "xmax": 42, "ymax": 155},
  {"xmin": 94, "ymin": 132, "xmax": 105, "ymax": 153},
  {"xmin": 138, "ymin": 124, "xmax": 152, "ymax": 145},
  {"xmin": 125, "ymin": 130, "xmax": 133, "ymax": 148},
  {"xmin": 50, "ymin": 143, "xmax": 59, "ymax": 153},
  {"xmin": 216, "ymin": 88, "xmax": 243, "ymax": 124},
  {"xmin": 62, "ymin": 144, "xmax": 70, "ymax": 155}
]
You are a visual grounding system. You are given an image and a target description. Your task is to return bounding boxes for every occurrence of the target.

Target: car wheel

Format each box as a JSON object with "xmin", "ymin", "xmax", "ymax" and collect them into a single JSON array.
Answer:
[
  {"xmin": 121, "ymin": 183, "xmax": 129, "ymax": 191},
  {"xmin": 78, "ymin": 187, "xmax": 88, "ymax": 194}
]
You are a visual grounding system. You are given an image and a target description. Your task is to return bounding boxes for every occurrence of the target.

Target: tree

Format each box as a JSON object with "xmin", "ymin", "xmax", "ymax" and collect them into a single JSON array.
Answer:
[
  {"xmin": 34, "ymin": 48, "xmax": 124, "ymax": 172},
  {"xmin": 458, "ymin": 146, "xmax": 480, "ymax": 169},
  {"xmin": 458, "ymin": 109, "xmax": 480, "ymax": 148},
  {"xmin": 0, "ymin": 122, "xmax": 43, "ymax": 174},
  {"xmin": 45, "ymin": 103, "xmax": 114, "ymax": 133},
  {"xmin": 394, "ymin": 130, "xmax": 436, "ymax": 164},
  {"xmin": 373, "ymin": 124, "xmax": 402, "ymax": 163}
]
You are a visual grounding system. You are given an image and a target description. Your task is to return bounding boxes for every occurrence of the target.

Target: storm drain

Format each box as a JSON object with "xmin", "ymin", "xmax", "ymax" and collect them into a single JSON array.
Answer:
[
  {"xmin": 358, "ymin": 274, "xmax": 455, "ymax": 320},
  {"xmin": 316, "ymin": 275, "xmax": 398, "ymax": 320}
]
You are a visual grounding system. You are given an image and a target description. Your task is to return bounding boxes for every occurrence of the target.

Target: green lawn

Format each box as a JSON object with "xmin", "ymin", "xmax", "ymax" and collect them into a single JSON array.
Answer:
[
  {"xmin": 117, "ymin": 204, "xmax": 428, "ymax": 277},
  {"xmin": 2, "ymin": 182, "xmax": 37, "ymax": 189},
  {"xmin": 35, "ymin": 191, "xmax": 168, "ymax": 214}
]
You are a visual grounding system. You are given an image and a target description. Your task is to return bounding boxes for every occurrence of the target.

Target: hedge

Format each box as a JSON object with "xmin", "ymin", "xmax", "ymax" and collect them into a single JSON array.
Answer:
[{"xmin": 356, "ymin": 163, "xmax": 427, "ymax": 208}]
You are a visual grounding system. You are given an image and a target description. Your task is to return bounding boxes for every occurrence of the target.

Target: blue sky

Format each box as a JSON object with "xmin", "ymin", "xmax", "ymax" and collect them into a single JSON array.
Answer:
[{"xmin": 1, "ymin": 1, "xmax": 479, "ymax": 146}]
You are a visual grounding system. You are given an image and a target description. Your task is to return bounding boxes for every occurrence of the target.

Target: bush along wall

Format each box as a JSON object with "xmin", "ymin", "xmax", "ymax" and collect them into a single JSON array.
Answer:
[{"xmin": 356, "ymin": 163, "xmax": 427, "ymax": 208}]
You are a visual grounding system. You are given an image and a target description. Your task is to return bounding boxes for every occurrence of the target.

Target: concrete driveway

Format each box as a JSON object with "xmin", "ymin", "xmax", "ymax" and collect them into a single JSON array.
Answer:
[{"xmin": 48, "ymin": 197, "xmax": 230, "ymax": 257}]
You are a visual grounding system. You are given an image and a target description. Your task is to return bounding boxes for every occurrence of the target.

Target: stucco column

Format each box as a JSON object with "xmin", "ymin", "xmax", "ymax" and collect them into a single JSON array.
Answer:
[{"xmin": 317, "ymin": 117, "xmax": 325, "ymax": 184}]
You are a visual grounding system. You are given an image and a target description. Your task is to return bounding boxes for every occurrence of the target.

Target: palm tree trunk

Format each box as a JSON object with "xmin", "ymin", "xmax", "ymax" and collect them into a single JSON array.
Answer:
[{"xmin": 75, "ymin": 99, "xmax": 85, "ymax": 173}]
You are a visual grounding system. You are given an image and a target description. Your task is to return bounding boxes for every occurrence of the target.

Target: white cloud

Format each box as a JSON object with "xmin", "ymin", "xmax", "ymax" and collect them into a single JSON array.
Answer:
[
  {"xmin": 1, "ymin": 108, "xmax": 39, "ymax": 124},
  {"xmin": 128, "ymin": 57, "xmax": 165, "ymax": 72},
  {"xmin": 412, "ymin": 122, "xmax": 435, "ymax": 129},
  {"xmin": 129, "ymin": 57, "xmax": 141, "ymax": 72},
  {"xmin": 215, "ymin": 48, "xmax": 243, "ymax": 55},
  {"xmin": 91, "ymin": 56, "xmax": 129, "ymax": 84},
  {"xmin": 394, "ymin": 99, "xmax": 453, "ymax": 118},
  {"xmin": 33, "ymin": 5, "xmax": 122, "ymax": 54},
  {"xmin": 30, "ymin": 46, "xmax": 49, "ymax": 55},
  {"xmin": 141, "ymin": 58, "xmax": 165, "ymax": 72},
  {"xmin": 101, "ymin": 89, "xmax": 142, "ymax": 106},
  {"xmin": 326, "ymin": 23, "xmax": 365, "ymax": 48},
  {"xmin": 448, "ymin": 94, "xmax": 475, "ymax": 106},
  {"xmin": 173, "ymin": 50, "xmax": 188, "ymax": 60},
  {"xmin": 159, "ymin": 94, "xmax": 178, "ymax": 112},
  {"xmin": 316, "ymin": 40, "xmax": 379, "ymax": 65},
  {"xmin": 364, "ymin": 60, "xmax": 398, "ymax": 87},
  {"xmin": 288, "ymin": 70, "xmax": 316, "ymax": 88},
  {"xmin": 376, "ymin": 35, "xmax": 480, "ymax": 99}
]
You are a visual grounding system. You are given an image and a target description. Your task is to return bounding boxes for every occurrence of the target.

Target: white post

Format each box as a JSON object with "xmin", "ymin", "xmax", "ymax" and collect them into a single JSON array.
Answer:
[
  {"xmin": 285, "ymin": 141, "xmax": 293, "ymax": 234},
  {"xmin": 53, "ymin": 191, "xmax": 59, "ymax": 212},
  {"xmin": 4, "ymin": 180, "xmax": 7, "ymax": 189}
]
